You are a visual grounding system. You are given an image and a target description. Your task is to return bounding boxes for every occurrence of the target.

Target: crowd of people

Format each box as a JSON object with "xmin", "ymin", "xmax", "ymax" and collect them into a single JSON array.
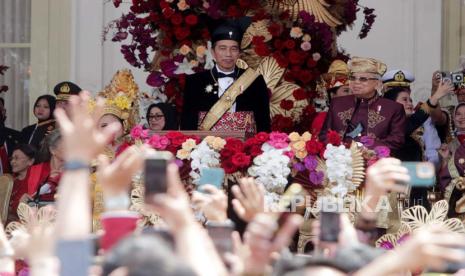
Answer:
[{"xmin": 1, "ymin": 21, "xmax": 465, "ymax": 275}]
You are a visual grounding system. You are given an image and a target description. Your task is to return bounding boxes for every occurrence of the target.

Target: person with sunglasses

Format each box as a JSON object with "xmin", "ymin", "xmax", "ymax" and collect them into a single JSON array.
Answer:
[
  {"xmin": 319, "ymin": 57, "xmax": 406, "ymax": 154},
  {"xmin": 145, "ymin": 103, "xmax": 178, "ymax": 131}
]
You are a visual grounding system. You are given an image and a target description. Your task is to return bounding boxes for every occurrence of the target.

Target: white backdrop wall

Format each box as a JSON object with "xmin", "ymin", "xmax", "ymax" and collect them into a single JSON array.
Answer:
[{"xmin": 71, "ymin": 0, "xmax": 442, "ymax": 103}]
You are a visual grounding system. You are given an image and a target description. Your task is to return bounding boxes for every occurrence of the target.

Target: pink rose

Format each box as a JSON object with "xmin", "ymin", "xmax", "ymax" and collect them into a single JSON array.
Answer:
[
  {"xmin": 268, "ymin": 131, "xmax": 289, "ymax": 149},
  {"xmin": 130, "ymin": 124, "xmax": 149, "ymax": 140},
  {"xmin": 148, "ymin": 135, "xmax": 170, "ymax": 150},
  {"xmin": 374, "ymin": 146, "xmax": 390, "ymax": 158}
]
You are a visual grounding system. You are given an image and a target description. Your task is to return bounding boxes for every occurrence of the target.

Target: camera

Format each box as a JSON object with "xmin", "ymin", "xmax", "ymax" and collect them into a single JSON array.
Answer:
[{"xmin": 437, "ymin": 71, "xmax": 465, "ymax": 90}]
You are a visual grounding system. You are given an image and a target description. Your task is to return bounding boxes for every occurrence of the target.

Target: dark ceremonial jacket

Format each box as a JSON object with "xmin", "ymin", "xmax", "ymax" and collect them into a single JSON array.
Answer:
[
  {"xmin": 397, "ymin": 103, "xmax": 430, "ymax": 162},
  {"xmin": 180, "ymin": 68, "xmax": 271, "ymax": 132},
  {"xmin": 21, "ymin": 119, "xmax": 56, "ymax": 148},
  {"xmin": 319, "ymin": 94, "xmax": 406, "ymax": 152},
  {"xmin": 0, "ymin": 125, "xmax": 22, "ymax": 155}
]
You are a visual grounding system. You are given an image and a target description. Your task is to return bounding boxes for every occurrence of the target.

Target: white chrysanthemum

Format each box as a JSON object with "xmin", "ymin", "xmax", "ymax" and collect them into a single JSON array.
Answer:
[
  {"xmin": 190, "ymin": 140, "xmax": 221, "ymax": 184},
  {"xmin": 324, "ymin": 144, "xmax": 353, "ymax": 197}
]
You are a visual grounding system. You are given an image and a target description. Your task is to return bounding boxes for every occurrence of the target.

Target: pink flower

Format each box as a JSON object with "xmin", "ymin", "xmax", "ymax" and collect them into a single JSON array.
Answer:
[
  {"xmin": 130, "ymin": 125, "xmax": 149, "ymax": 140},
  {"xmin": 374, "ymin": 146, "xmax": 390, "ymax": 158},
  {"xmin": 312, "ymin": 52, "xmax": 321, "ymax": 61},
  {"xmin": 284, "ymin": 150, "xmax": 294, "ymax": 159},
  {"xmin": 300, "ymin": 41, "xmax": 312, "ymax": 51},
  {"xmin": 268, "ymin": 131, "xmax": 289, "ymax": 149},
  {"xmin": 148, "ymin": 134, "xmax": 170, "ymax": 150}
]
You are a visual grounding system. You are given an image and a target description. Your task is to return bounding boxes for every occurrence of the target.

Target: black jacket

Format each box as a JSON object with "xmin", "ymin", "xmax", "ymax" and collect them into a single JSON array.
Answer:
[{"xmin": 180, "ymin": 68, "xmax": 271, "ymax": 132}]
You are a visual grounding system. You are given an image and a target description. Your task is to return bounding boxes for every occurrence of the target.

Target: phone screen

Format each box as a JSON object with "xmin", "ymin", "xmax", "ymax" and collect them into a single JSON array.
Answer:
[
  {"xmin": 206, "ymin": 223, "xmax": 235, "ymax": 256},
  {"xmin": 144, "ymin": 158, "xmax": 168, "ymax": 198},
  {"xmin": 401, "ymin": 162, "xmax": 435, "ymax": 187},
  {"xmin": 198, "ymin": 168, "xmax": 225, "ymax": 190},
  {"xmin": 319, "ymin": 212, "xmax": 340, "ymax": 242}
]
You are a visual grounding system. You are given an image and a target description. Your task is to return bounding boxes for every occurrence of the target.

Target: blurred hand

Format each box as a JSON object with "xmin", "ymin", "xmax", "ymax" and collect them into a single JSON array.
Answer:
[
  {"xmin": 438, "ymin": 143, "xmax": 451, "ymax": 161},
  {"xmin": 147, "ymin": 163, "xmax": 195, "ymax": 232},
  {"xmin": 97, "ymin": 145, "xmax": 146, "ymax": 197},
  {"xmin": 231, "ymin": 177, "xmax": 265, "ymax": 222},
  {"xmin": 431, "ymin": 79, "xmax": 455, "ymax": 105},
  {"xmin": 431, "ymin": 70, "xmax": 442, "ymax": 93},
  {"xmin": 365, "ymin": 158, "xmax": 409, "ymax": 198},
  {"xmin": 54, "ymin": 91, "xmax": 120, "ymax": 162},
  {"xmin": 394, "ymin": 225, "xmax": 465, "ymax": 272},
  {"xmin": 191, "ymin": 185, "xmax": 227, "ymax": 222},
  {"xmin": 229, "ymin": 213, "xmax": 302, "ymax": 275}
]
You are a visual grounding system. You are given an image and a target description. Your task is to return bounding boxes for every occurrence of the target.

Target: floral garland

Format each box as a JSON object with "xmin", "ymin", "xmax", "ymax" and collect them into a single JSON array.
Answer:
[{"xmin": 108, "ymin": 0, "xmax": 376, "ymax": 132}]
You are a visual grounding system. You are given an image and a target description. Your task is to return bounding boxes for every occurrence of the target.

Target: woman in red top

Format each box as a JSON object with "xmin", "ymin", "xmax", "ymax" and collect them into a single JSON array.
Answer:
[
  {"xmin": 7, "ymin": 144, "xmax": 36, "ymax": 222},
  {"xmin": 26, "ymin": 129, "xmax": 64, "ymax": 203}
]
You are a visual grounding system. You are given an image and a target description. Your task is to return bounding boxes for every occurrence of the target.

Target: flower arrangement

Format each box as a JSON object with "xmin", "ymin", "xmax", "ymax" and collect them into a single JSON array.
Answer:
[
  {"xmin": 324, "ymin": 144, "xmax": 354, "ymax": 198},
  {"xmin": 108, "ymin": 0, "xmax": 376, "ymax": 132}
]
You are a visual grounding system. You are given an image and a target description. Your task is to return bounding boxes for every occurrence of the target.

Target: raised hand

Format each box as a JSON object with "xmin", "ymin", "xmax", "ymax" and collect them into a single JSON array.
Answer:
[{"xmin": 231, "ymin": 177, "xmax": 265, "ymax": 222}]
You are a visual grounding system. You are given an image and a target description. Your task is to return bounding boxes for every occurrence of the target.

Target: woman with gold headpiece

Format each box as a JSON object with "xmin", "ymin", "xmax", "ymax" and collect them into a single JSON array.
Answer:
[
  {"xmin": 91, "ymin": 69, "xmax": 140, "ymax": 230},
  {"xmin": 311, "ymin": 60, "xmax": 350, "ymax": 136},
  {"xmin": 319, "ymin": 57, "xmax": 406, "ymax": 153}
]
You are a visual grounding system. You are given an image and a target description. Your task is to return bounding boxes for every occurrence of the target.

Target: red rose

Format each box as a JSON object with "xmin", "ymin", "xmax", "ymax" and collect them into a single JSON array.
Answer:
[
  {"xmin": 149, "ymin": 12, "xmax": 160, "ymax": 22},
  {"xmin": 231, "ymin": 152, "xmax": 251, "ymax": 168},
  {"xmin": 252, "ymin": 36, "xmax": 265, "ymax": 45},
  {"xmin": 174, "ymin": 27, "xmax": 190, "ymax": 40},
  {"xmin": 327, "ymin": 130, "xmax": 341, "ymax": 146},
  {"xmin": 225, "ymin": 138, "xmax": 244, "ymax": 152},
  {"xmin": 280, "ymin": 99, "xmax": 294, "ymax": 111},
  {"xmin": 288, "ymin": 50, "xmax": 301, "ymax": 64},
  {"xmin": 279, "ymin": 11, "xmax": 290, "ymax": 20},
  {"xmin": 307, "ymin": 58, "xmax": 317, "ymax": 68},
  {"xmin": 254, "ymin": 132, "xmax": 269, "ymax": 143},
  {"xmin": 185, "ymin": 14, "xmax": 198, "ymax": 26},
  {"xmin": 273, "ymin": 39, "xmax": 284, "ymax": 50},
  {"xmin": 254, "ymin": 44, "xmax": 270, "ymax": 56},
  {"xmin": 170, "ymin": 13, "xmax": 183, "ymax": 25},
  {"xmin": 249, "ymin": 144, "xmax": 263, "ymax": 157},
  {"xmin": 244, "ymin": 137, "xmax": 259, "ymax": 148},
  {"xmin": 201, "ymin": 28, "xmax": 210, "ymax": 39},
  {"xmin": 162, "ymin": 7, "xmax": 175, "ymax": 18},
  {"xmin": 293, "ymin": 88, "xmax": 307, "ymax": 100},
  {"xmin": 272, "ymin": 53, "xmax": 288, "ymax": 68},
  {"xmin": 220, "ymin": 148, "xmax": 235, "ymax": 160},
  {"xmin": 165, "ymin": 131, "xmax": 187, "ymax": 147},
  {"xmin": 305, "ymin": 139, "xmax": 324, "ymax": 155},
  {"xmin": 268, "ymin": 23, "xmax": 282, "ymax": 36},
  {"xmin": 222, "ymin": 160, "xmax": 238, "ymax": 174},
  {"xmin": 284, "ymin": 39, "xmax": 296, "ymax": 49},
  {"xmin": 298, "ymin": 70, "xmax": 313, "ymax": 84},
  {"xmin": 159, "ymin": 1, "xmax": 169, "ymax": 9},
  {"xmin": 227, "ymin": 5, "xmax": 241, "ymax": 17}
]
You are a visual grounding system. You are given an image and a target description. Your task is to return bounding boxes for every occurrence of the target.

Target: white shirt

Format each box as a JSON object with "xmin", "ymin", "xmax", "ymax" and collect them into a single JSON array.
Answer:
[
  {"xmin": 216, "ymin": 65, "xmax": 236, "ymax": 112},
  {"xmin": 422, "ymin": 117, "xmax": 441, "ymax": 169}
]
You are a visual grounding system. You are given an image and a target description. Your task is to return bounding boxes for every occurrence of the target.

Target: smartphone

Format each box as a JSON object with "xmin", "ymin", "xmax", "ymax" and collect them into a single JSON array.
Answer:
[
  {"xmin": 144, "ymin": 151, "xmax": 173, "ymax": 202},
  {"xmin": 319, "ymin": 211, "xmax": 340, "ymax": 242},
  {"xmin": 401, "ymin": 162, "xmax": 435, "ymax": 187},
  {"xmin": 197, "ymin": 167, "xmax": 225, "ymax": 191},
  {"xmin": 206, "ymin": 221, "xmax": 235, "ymax": 256}
]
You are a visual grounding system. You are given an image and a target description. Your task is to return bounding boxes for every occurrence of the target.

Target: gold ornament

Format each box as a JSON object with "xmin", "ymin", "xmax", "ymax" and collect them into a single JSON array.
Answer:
[
  {"xmin": 269, "ymin": 0, "xmax": 342, "ymax": 27},
  {"xmin": 241, "ymin": 20, "xmax": 273, "ymax": 49}
]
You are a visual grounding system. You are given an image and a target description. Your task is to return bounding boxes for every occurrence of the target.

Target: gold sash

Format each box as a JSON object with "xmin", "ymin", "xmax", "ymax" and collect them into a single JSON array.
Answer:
[{"xmin": 199, "ymin": 68, "xmax": 260, "ymax": 131}]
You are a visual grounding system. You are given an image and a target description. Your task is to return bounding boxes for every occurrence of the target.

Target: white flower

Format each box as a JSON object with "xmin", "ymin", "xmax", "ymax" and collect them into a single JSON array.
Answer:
[
  {"xmin": 249, "ymin": 147, "xmax": 291, "ymax": 195},
  {"xmin": 324, "ymin": 144, "xmax": 353, "ymax": 198},
  {"xmin": 189, "ymin": 140, "xmax": 222, "ymax": 184},
  {"xmin": 204, "ymin": 41, "xmax": 215, "ymax": 70},
  {"xmin": 205, "ymin": 84, "xmax": 213, "ymax": 93},
  {"xmin": 174, "ymin": 57, "xmax": 195, "ymax": 75}
]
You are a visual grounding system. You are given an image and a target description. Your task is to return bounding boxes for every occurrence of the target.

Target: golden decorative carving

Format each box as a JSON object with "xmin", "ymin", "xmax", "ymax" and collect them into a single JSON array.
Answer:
[
  {"xmin": 241, "ymin": 20, "xmax": 273, "ymax": 49},
  {"xmin": 269, "ymin": 0, "xmax": 342, "ymax": 27}
]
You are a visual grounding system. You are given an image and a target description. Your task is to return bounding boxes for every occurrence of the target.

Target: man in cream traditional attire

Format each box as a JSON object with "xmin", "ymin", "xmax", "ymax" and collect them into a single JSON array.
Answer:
[{"xmin": 180, "ymin": 21, "xmax": 271, "ymax": 133}]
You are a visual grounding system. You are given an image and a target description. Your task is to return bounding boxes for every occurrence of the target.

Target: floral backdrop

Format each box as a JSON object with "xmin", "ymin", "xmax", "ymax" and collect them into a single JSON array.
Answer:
[{"xmin": 107, "ymin": 0, "xmax": 376, "ymax": 132}]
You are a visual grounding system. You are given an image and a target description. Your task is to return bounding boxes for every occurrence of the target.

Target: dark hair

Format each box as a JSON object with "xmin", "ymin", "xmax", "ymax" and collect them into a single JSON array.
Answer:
[
  {"xmin": 146, "ymin": 103, "xmax": 178, "ymax": 130},
  {"xmin": 0, "ymin": 98, "xmax": 4, "ymax": 106},
  {"xmin": 102, "ymin": 234, "xmax": 196, "ymax": 276},
  {"xmin": 455, "ymin": 102, "xmax": 465, "ymax": 115},
  {"xmin": 34, "ymin": 94, "xmax": 56, "ymax": 121},
  {"xmin": 13, "ymin": 144, "xmax": 37, "ymax": 160},
  {"xmin": 383, "ymin": 87, "xmax": 410, "ymax": 101},
  {"xmin": 34, "ymin": 129, "xmax": 61, "ymax": 164}
]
